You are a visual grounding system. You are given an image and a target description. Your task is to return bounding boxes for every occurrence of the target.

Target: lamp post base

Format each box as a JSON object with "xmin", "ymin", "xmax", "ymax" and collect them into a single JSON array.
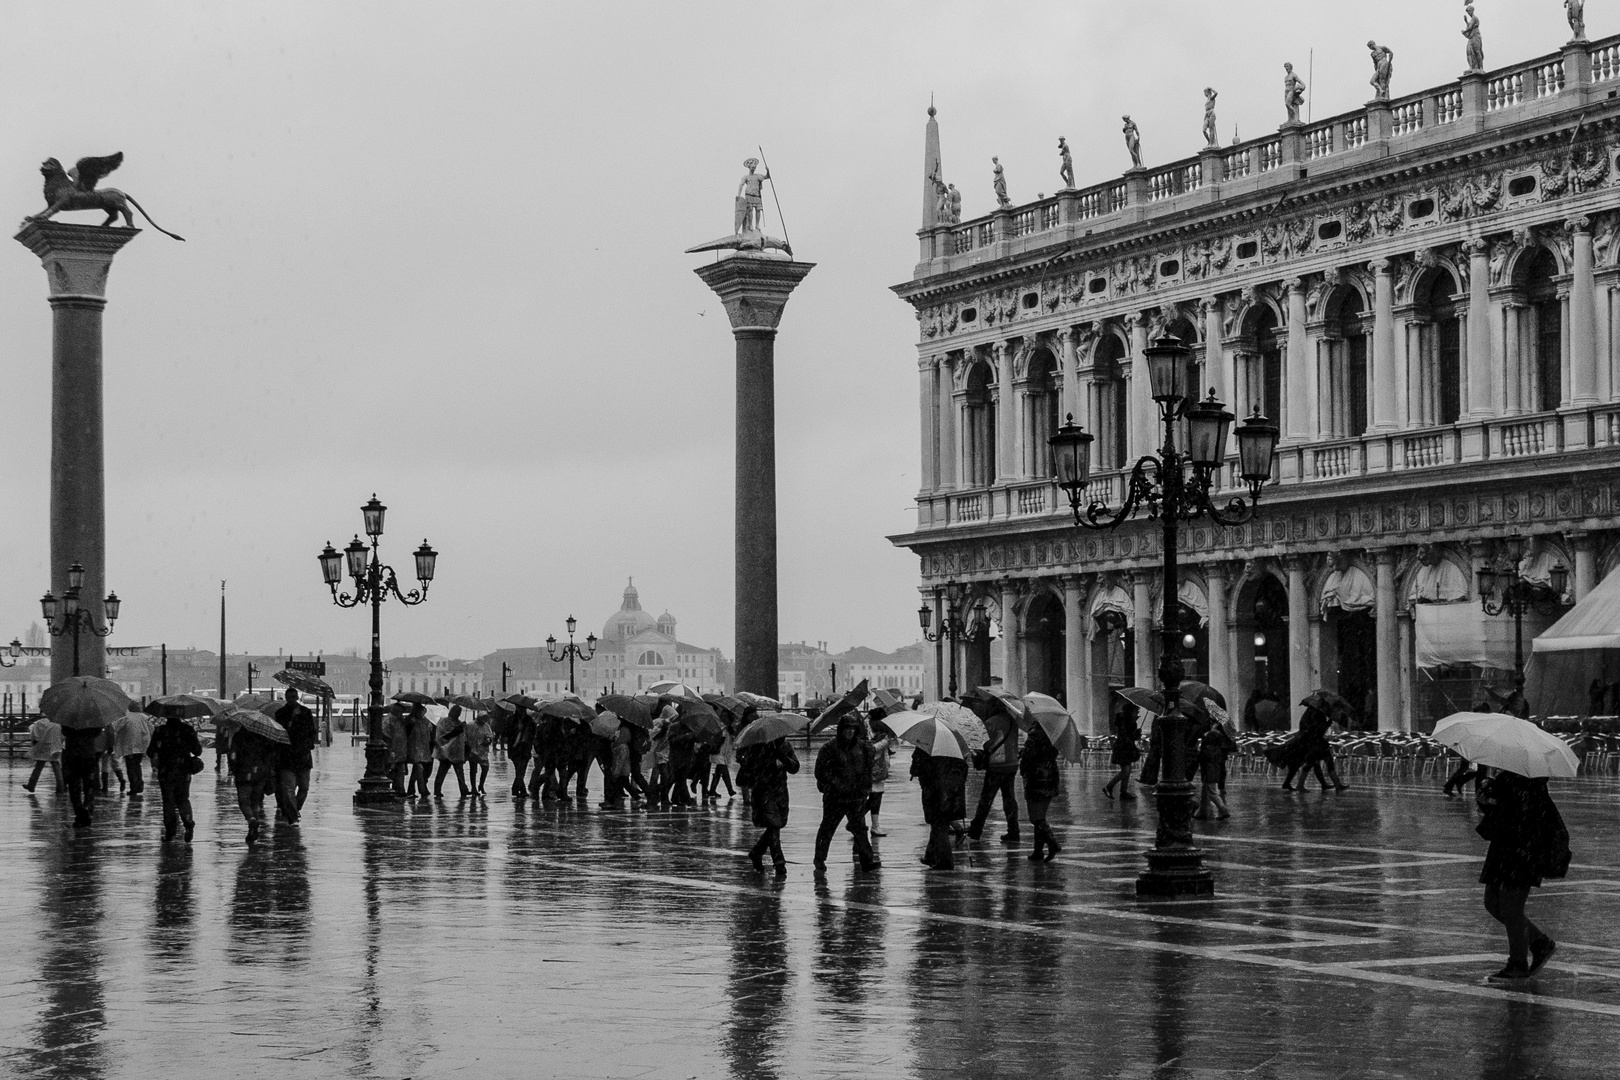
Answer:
[
  {"xmin": 1136, "ymin": 847, "xmax": 1215, "ymax": 896},
  {"xmin": 353, "ymin": 743, "xmax": 402, "ymax": 806}
]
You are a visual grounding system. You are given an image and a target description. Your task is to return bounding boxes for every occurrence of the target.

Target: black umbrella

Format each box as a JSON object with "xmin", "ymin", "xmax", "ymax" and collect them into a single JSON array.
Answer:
[{"xmin": 598, "ymin": 694, "xmax": 653, "ymax": 728}]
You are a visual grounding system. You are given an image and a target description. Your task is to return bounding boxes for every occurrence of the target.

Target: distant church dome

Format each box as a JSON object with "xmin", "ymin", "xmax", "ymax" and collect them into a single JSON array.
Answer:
[{"xmin": 602, "ymin": 578, "xmax": 658, "ymax": 642}]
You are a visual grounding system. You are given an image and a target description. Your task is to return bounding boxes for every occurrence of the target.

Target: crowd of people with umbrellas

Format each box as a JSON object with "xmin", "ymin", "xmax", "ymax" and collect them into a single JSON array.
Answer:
[{"xmin": 17, "ymin": 663, "xmax": 1583, "ymax": 982}]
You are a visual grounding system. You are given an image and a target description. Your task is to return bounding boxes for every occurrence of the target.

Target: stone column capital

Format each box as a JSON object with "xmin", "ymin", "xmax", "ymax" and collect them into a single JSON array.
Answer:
[
  {"xmin": 15, "ymin": 220, "xmax": 139, "ymax": 302},
  {"xmin": 1462, "ymin": 238, "xmax": 1489, "ymax": 258},
  {"xmin": 1373, "ymin": 547, "xmax": 1401, "ymax": 567},
  {"xmin": 1055, "ymin": 326, "xmax": 1074, "ymax": 345},
  {"xmin": 1284, "ymin": 276, "xmax": 1304, "ymax": 295},
  {"xmin": 691, "ymin": 255, "xmax": 815, "ymax": 333},
  {"xmin": 1368, "ymin": 257, "xmax": 1392, "ymax": 276},
  {"xmin": 1199, "ymin": 295, "xmax": 1222, "ymax": 316},
  {"xmin": 1566, "ymin": 216, "xmax": 1593, "ymax": 236},
  {"xmin": 1202, "ymin": 559, "xmax": 1235, "ymax": 583}
]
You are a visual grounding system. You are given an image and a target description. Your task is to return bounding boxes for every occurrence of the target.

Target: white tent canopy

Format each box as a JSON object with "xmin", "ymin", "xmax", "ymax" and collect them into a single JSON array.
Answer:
[
  {"xmin": 1525, "ymin": 570, "xmax": 1620, "ymax": 717},
  {"xmin": 1532, "ymin": 568, "xmax": 1620, "ymax": 652}
]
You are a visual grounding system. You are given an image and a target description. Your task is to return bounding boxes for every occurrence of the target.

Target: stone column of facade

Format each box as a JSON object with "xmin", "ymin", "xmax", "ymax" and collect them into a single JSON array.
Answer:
[
  {"xmin": 1128, "ymin": 314, "xmax": 1154, "ymax": 462},
  {"xmin": 1062, "ymin": 575, "xmax": 1086, "ymax": 728},
  {"xmin": 1285, "ymin": 278, "xmax": 1310, "ymax": 442},
  {"xmin": 1205, "ymin": 564, "xmax": 1231, "ymax": 699},
  {"xmin": 1286, "ymin": 558, "xmax": 1310, "ymax": 730},
  {"xmin": 1370, "ymin": 259, "xmax": 1398, "ymax": 431},
  {"xmin": 693, "ymin": 254, "xmax": 815, "ymax": 697},
  {"xmin": 994, "ymin": 341, "xmax": 1016, "ymax": 484},
  {"xmin": 937, "ymin": 355, "xmax": 958, "ymax": 490},
  {"xmin": 1465, "ymin": 240, "xmax": 1493, "ymax": 419},
  {"xmin": 999, "ymin": 579, "xmax": 1022, "ymax": 694},
  {"xmin": 1057, "ymin": 327, "xmax": 1080, "ymax": 425},
  {"xmin": 16, "ymin": 222, "xmax": 140, "ymax": 683},
  {"xmin": 1132, "ymin": 571, "xmax": 1155, "ymax": 692},
  {"xmin": 1572, "ymin": 532, "xmax": 1598, "ymax": 602},
  {"xmin": 1569, "ymin": 218, "xmax": 1600, "ymax": 406},
  {"xmin": 1201, "ymin": 296, "xmax": 1226, "ymax": 402},
  {"xmin": 932, "ymin": 590, "xmax": 946, "ymax": 699},
  {"xmin": 918, "ymin": 358, "xmax": 939, "ymax": 493},
  {"xmin": 1374, "ymin": 550, "xmax": 1402, "ymax": 732}
]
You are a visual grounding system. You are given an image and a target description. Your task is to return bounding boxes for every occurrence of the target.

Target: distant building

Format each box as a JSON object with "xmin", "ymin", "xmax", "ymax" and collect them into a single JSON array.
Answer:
[
  {"xmin": 835, "ymin": 645, "xmax": 926, "ymax": 695},
  {"xmin": 382, "ymin": 655, "xmax": 483, "ymax": 699},
  {"xmin": 778, "ymin": 641, "xmax": 833, "ymax": 705}
]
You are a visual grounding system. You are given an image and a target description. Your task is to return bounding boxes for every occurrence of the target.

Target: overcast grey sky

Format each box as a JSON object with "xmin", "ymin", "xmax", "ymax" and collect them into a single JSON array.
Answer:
[{"xmin": 0, "ymin": 1, "xmax": 1587, "ymax": 659}]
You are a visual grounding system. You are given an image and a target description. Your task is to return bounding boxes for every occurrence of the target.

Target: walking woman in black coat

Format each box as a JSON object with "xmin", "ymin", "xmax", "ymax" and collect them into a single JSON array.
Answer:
[
  {"xmin": 738, "ymin": 737, "xmax": 799, "ymax": 874},
  {"xmin": 1020, "ymin": 724, "xmax": 1062, "ymax": 861},
  {"xmin": 913, "ymin": 748, "xmax": 968, "ymax": 870},
  {"xmin": 1102, "ymin": 702, "xmax": 1140, "ymax": 801},
  {"xmin": 1477, "ymin": 769, "xmax": 1567, "ymax": 981}
]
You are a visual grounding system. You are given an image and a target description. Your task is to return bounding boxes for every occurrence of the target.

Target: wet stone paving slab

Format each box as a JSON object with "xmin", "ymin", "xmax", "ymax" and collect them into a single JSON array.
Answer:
[{"xmin": 4, "ymin": 748, "xmax": 1620, "ymax": 1079}]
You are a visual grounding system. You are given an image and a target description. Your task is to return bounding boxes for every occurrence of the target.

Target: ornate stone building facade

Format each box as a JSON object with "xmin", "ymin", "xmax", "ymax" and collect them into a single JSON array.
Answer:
[{"xmin": 893, "ymin": 26, "xmax": 1620, "ymax": 733}]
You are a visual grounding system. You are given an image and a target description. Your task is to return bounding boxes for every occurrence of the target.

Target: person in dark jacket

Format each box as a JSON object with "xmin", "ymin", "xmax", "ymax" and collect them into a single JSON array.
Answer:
[
  {"xmin": 813, "ymin": 715, "xmax": 879, "ymax": 871},
  {"xmin": 231, "ymin": 726, "xmax": 277, "ymax": 845},
  {"xmin": 1020, "ymin": 724, "xmax": 1062, "ymax": 861},
  {"xmin": 738, "ymin": 737, "xmax": 799, "ymax": 873},
  {"xmin": 1280, "ymin": 706, "xmax": 1348, "ymax": 792},
  {"xmin": 1477, "ymin": 769, "xmax": 1564, "ymax": 980},
  {"xmin": 1103, "ymin": 702, "xmax": 1140, "ymax": 800},
  {"xmin": 668, "ymin": 721, "xmax": 699, "ymax": 807},
  {"xmin": 506, "ymin": 706, "xmax": 535, "ymax": 798},
  {"xmin": 62, "ymin": 726, "xmax": 106, "ymax": 828},
  {"xmin": 913, "ymin": 747, "xmax": 968, "ymax": 870},
  {"xmin": 147, "ymin": 710, "xmax": 203, "ymax": 842},
  {"xmin": 967, "ymin": 695, "xmax": 1021, "ymax": 843},
  {"xmin": 1193, "ymin": 717, "xmax": 1235, "ymax": 820},
  {"xmin": 275, "ymin": 689, "xmax": 320, "ymax": 824}
]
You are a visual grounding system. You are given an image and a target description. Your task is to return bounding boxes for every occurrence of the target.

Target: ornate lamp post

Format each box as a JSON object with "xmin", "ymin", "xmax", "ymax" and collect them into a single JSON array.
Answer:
[
  {"xmin": 1478, "ymin": 560, "xmax": 1569, "ymax": 688},
  {"xmin": 1048, "ymin": 335, "xmax": 1279, "ymax": 896},
  {"xmin": 0, "ymin": 638, "xmax": 23, "ymax": 669},
  {"xmin": 918, "ymin": 582, "xmax": 989, "ymax": 699},
  {"xmin": 40, "ymin": 562, "xmax": 120, "ymax": 678},
  {"xmin": 546, "ymin": 616, "xmax": 597, "ymax": 694},
  {"xmin": 317, "ymin": 495, "xmax": 438, "ymax": 806}
]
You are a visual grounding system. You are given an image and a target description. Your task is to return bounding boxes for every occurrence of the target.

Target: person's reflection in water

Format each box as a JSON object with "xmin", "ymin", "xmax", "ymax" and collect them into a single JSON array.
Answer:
[
  {"xmin": 721, "ymin": 877, "xmax": 791, "ymax": 1080},
  {"xmin": 227, "ymin": 834, "xmax": 311, "ymax": 968},
  {"xmin": 907, "ymin": 878, "xmax": 972, "ymax": 1073},
  {"xmin": 811, "ymin": 875, "xmax": 887, "ymax": 1019},
  {"xmin": 1481, "ymin": 998, "xmax": 1556, "ymax": 1080},
  {"xmin": 29, "ymin": 815, "xmax": 107, "ymax": 1080},
  {"xmin": 149, "ymin": 844, "xmax": 196, "ymax": 970}
]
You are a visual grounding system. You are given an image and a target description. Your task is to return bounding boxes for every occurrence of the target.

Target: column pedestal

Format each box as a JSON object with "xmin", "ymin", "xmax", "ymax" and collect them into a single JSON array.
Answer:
[
  {"xmin": 15, "ymin": 221, "xmax": 139, "ymax": 684},
  {"xmin": 693, "ymin": 253, "xmax": 815, "ymax": 697}
]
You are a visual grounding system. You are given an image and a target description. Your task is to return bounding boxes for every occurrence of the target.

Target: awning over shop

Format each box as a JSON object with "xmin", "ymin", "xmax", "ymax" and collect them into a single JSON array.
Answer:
[
  {"xmin": 1532, "ymin": 569, "xmax": 1620, "ymax": 652},
  {"xmin": 1414, "ymin": 602, "xmax": 1556, "ymax": 670},
  {"xmin": 1321, "ymin": 564, "xmax": 1374, "ymax": 615},
  {"xmin": 1178, "ymin": 579, "xmax": 1208, "ymax": 626},
  {"xmin": 1409, "ymin": 559, "xmax": 1468, "ymax": 603}
]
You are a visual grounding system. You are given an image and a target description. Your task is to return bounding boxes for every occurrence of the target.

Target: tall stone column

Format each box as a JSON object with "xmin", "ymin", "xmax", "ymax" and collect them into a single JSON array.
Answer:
[
  {"xmin": 1206, "ymin": 564, "xmax": 1231, "ymax": 700},
  {"xmin": 1286, "ymin": 559, "xmax": 1310, "ymax": 730},
  {"xmin": 1000, "ymin": 579, "xmax": 1022, "ymax": 694},
  {"xmin": 937, "ymin": 356, "xmax": 957, "ymax": 490},
  {"xmin": 1132, "ymin": 571, "xmax": 1155, "ymax": 692},
  {"xmin": 1128, "ymin": 314, "xmax": 1154, "ymax": 462},
  {"xmin": 1285, "ymin": 278, "xmax": 1310, "ymax": 442},
  {"xmin": 16, "ymin": 222, "xmax": 139, "ymax": 684},
  {"xmin": 1572, "ymin": 532, "xmax": 1598, "ymax": 602},
  {"xmin": 1370, "ymin": 258, "xmax": 1399, "ymax": 431},
  {"xmin": 1465, "ymin": 240, "xmax": 1493, "ymax": 419},
  {"xmin": 693, "ymin": 253, "xmax": 814, "ymax": 697},
  {"xmin": 1201, "ymin": 296, "xmax": 1226, "ymax": 402},
  {"xmin": 1057, "ymin": 327, "xmax": 1080, "ymax": 424},
  {"xmin": 994, "ymin": 341, "xmax": 1016, "ymax": 483},
  {"xmin": 1062, "ymin": 575, "xmax": 1085, "ymax": 726},
  {"xmin": 918, "ymin": 358, "xmax": 938, "ymax": 493},
  {"xmin": 1569, "ymin": 218, "xmax": 1600, "ymax": 406},
  {"xmin": 1375, "ymin": 550, "xmax": 1401, "ymax": 732}
]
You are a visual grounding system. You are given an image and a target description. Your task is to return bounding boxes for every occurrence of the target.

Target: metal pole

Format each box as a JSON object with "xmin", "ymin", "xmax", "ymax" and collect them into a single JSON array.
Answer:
[
  {"xmin": 1513, "ymin": 589, "xmax": 1526, "ymax": 688},
  {"xmin": 72, "ymin": 619, "xmax": 81, "ymax": 678},
  {"xmin": 219, "ymin": 581, "xmax": 227, "ymax": 698},
  {"xmin": 161, "ymin": 643, "xmax": 167, "ymax": 696}
]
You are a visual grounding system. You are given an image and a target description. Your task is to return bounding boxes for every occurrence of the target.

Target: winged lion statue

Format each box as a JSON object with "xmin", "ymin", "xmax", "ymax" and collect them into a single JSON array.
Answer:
[{"xmin": 25, "ymin": 152, "xmax": 184, "ymax": 241}]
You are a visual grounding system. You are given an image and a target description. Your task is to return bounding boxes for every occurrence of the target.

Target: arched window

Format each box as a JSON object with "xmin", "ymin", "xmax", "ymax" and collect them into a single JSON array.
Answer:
[
  {"xmin": 1323, "ymin": 288, "xmax": 1370, "ymax": 437},
  {"xmin": 1416, "ymin": 271, "xmax": 1462, "ymax": 425},
  {"xmin": 1520, "ymin": 248, "xmax": 1563, "ymax": 412},
  {"xmin": 637, "ymin": 651, "xmax": 664, "ymax": 666},
  {"xmin": 1022, "ymin": 348, "xmax": 1061, "ymax": 477},
  {"xmin": 1239, "ymin": 307, "xmax": 1283, "ymax": 429},
  {"xmin": 1093, "ymin": 334, "xmax": 1129, "ymax": 469},
  {"xmin": 961, "ymin": 359, "xmax": 997, "ymax": 486}
]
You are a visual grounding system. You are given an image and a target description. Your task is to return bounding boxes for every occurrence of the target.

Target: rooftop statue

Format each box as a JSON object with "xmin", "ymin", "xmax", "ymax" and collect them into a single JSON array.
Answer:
[
  {"xmin": 1567, "ymin": 0, "xmax": 1586, "ymax": 41},
  {"xmin": 23, "ymin": 152, "xmax": 185, "ymax": 240},
  {"xmin": 685, "ymin": 156, "xmax": 792, "ymax": 257},
  {"xmin": 1463, "ymin": 4, "xmax": 1485, "ymax": 72},
  {"xmin": 930, "ymin": 163, "xmax": 953, "ymax": 224},
  {"xmin": 1058, "ymin": 137, "xmax": 1074, "ymax": 189},
  {"xmin": 948, "ymin": 183, "xmax": 961, "ymax": 223},
  {"xmin": 1283, "ymin": 63, "xmax": 1306, "ymax": 124},
  {"xmin": 1368, "ymin": 41, "xmax": 1394, "ymax": 101},
  {"xmin": 1202, "ymin": 88, "xmax": 1219, "ymax": 149},
  {"xmin": 1122, "ymin": 116, "xmax": 1142, "ymax": 170},
  {"xmin": 992, "ymin": 156, "xmax": 1010, "ymax": 208}
]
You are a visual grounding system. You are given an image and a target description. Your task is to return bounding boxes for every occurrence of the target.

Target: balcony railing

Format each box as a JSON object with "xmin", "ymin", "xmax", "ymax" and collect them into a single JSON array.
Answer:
[
  {"xmin": 1391, "ymin": 99, "xmax": 1423, "ymax": 135},
  {"xmin": 1435, "ymin": 87, "xmax": 1465, "ymax": 124},
  {"xmin": 1305, "ymin": 125, "xmax": 1333, "ymax": 160},
  {"xmin": 1258, "ymin": 139, "xmax": 1284, "ymax": 172},
  {"xmin": 1593, "ymin": 42, "xmax": 1620, "ymax": 82}
]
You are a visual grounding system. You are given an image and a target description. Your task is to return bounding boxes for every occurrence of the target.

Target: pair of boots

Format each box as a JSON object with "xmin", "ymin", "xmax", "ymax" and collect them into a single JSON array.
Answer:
[
  {"xmin": 748, "ymin": 831, "xmax": 786, "ymax": 873},
  {"xmin": 813, "ymin": 832, "xmax": 880, "ymax": 872},
  {"xmin": 1026, "ymin": 821, "xmax": 1062, "ymax": 862}
]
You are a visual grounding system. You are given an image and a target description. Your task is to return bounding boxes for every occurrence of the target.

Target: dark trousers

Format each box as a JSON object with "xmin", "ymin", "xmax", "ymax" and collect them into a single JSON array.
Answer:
[
  {"xmin": 159, "ymin": 773, "xmax": 194, "ymax": 835},
  {"xmin": 923, "ymin": 824, "xmax": 955, "ymax": 869},
  {"xmin": 433, "ymin": 759, "xmax": 468, "ymax": 796},
  {"xmin": 276, "ymin": 767, "xmax": 311, "ymax": 822},
  {"xmin": 236, "ymin": 778, "xmax": 268, "ymax": 826},
  {"xmin": 65, "ymin": 759, "xmax": 98, "ymax": 823},
  {"xmin": 970, "ymin": 766, "xmax": 1020, "ymax": 837},
  {"xmin": 125, "ymin": 754, "xmax": 146, "ymax": 795},
  {"xmin": 409, "ymin": 762, "xmax": 430, "ymax": 798},
  {"xmin": 1445, "ymin": 761, "xmax": 1481, "ymax": 793},
  {"xmin": 468, "ymin": 758, "xmax": 489, "ymax": 792},
  {"xmin": 708, "ymin": 763, "xmax": 735, "ymax": 797},
  {"xmin": 1485, "ymin": 882, "xmax": 1550, "ymax": 966},
  {"xmin": 749, "ymin": 826, "xmax": 785, "ymax": 866},
  {"xmin": 24, "ymin": 760, "xmax": 62, "ymax": 792},
  {"xmin": 814, "ymin": 796, "xmax": 876, "ymax": 868},
  {"xmin": 509, "ymin": 754, "xmax": 530, "ymax": 797}
]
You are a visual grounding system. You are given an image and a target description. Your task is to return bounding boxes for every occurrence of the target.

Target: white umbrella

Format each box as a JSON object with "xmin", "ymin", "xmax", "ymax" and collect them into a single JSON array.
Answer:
[
  {"xmin": 914, "ymin": 701, "xmax": 988, "ymax": 750},
  {"xmin": 647, "ymin": 681, "xmax": 702, "ymax": 700},
  {"xmin": 1432, "ymin": 712, "xmax": 1580, "ymax": 779},
  {"xmin": 1021, "ymin": 692, "xmax": 1086, "ymax": 761},
  {"xmin": 876, "ymin": 710, "xmax": 969, "ymax": 759}
]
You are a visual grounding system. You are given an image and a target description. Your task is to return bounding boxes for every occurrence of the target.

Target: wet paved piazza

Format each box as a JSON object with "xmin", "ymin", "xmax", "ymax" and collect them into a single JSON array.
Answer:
[{"xmin": 4, "ymin": 749, "xmax": 1620, "ymax": 1079}]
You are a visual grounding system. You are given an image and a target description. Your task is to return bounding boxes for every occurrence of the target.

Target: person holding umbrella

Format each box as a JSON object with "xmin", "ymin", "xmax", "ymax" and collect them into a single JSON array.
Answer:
[
  {"xmin": 506, "ymin": 703, "xmax": 535, "ymax": 799},
  {"xmin": 40, "ymin": 677, "xmax": 134, "ymax": 829},
  {"xmin": 383, "ymin": 703, "xmax": 410, "ymax": 795},
  {"xmin": 404, "ymin": 702, "xmax": 434, "ymax": 799},
  {"xmin": 21, "ymin": 713, "xmax": 64, "ymax": 795},
  {"xmin": 812, "ymin": 713, "xmax": 880, "ymax": 872},
  {"xmin": 465, "ymin": 707, "xmax": 494, "ymax": 795},
  {"xmin": 275, "ymin": 688, "xmax": 319, "ymax": 824},
  {"xmin": 1103, "ymin": 701, "xmax": 1140, "ymax": 801},
  {"xmin": 225, "ymin": 707, "xmax": 287, "ymax": 845},
  {"xmin": 966, "ymin": 691, "xmax": 1022, "ymax": 844},
  {"xmin": 433, "ymin": 704, "xmax": 470, "ymax": 799},
  {"xmin": 115, "ymin": 707, "xmax": 154, "ymax": 798},
  {"xmin": 911, "ymin": 736, "xmax": 969, "ymax": 870},
  {"xmin": 1020, "ymin": 722, "xmax": 1063, "ymax": 861},
  {"xmin": 146, "ymin": 705, "xmax": 204, "ymax": 842},
  {"xmin": 735, "ymin": 714, "xmax": 804, "ymax": 872}
]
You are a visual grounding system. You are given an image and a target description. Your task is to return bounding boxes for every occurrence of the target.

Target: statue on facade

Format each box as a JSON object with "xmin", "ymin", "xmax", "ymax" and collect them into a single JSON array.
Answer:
[
  {"xmin": 1122, "ymin": 116, "xmax": 1142, "ymax": 170},
  {"xmin": 1202, "ymin": 89, "xmax": 1219, "ymax": 149},
  {"xmin": 930, "ymin": 163, "xmax": 952, "ymax": 224},
  {"xmin": 686, "ymin": 156, "xmax": 792, "ymax": 256},
  {"xmin": 1283, "ymin": 63, "xmax": 1306, "ymax": 125},
  {"xmin": 948, "ymin": 183, "xmax": 961, "ymax": 223},
  {"xmin": 992, "ymin": 157, "xmax": 1010, "ymax": 208},
  {"xmin": 1368, "ymin": 41, "xmax": 1394, "ymax": 101},
  {"xmin": 24, "ymin": 152, "xmax": 185, "ymax": 240},
  {"xmin": 1567, "ymin": 0, "xmax": 1587, "ymax": 41},
  {"xmin": 1463, "ymin": 4, "xmax": 1485, "ymax": 71},
  {"xmin": 1058, "ymin": 137, "xmax": 1075, "ymax": 189}
]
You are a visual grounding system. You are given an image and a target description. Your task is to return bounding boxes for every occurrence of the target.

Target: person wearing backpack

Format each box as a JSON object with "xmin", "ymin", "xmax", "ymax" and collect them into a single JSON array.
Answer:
[{"xmin": 1476, "ymin": 768, "xmax": 1567, "ymax": 981}]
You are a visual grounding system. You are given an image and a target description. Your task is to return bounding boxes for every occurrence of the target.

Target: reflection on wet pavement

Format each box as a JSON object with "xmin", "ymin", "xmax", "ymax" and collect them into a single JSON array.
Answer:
[{"xmin": 5, "ymin": 748, "xmax": 1620, "ymax": 1079}]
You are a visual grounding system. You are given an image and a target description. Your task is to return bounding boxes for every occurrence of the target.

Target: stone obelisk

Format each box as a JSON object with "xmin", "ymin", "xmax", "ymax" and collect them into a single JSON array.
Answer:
[
  {"xmin": 15, "ymin": 221, "xmax": 138, "ymax": 683},
  {"xmin": 689, "ymin": 165, "xmax": 812, "ymax": 698}
]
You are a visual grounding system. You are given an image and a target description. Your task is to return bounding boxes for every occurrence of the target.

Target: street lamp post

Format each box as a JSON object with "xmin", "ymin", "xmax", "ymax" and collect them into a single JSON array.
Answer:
[
  {"xmin": 247, "ymin": 662, "xmax": 260, "ymax": 694},
  {"xmin": 546, "ymin": 616, "xmax": 597, "ymax": 694},
  {"xmin": 40, "ymin": 562, "xmax": 120, "ymax": 678},
  {"xmin": 919, "ymin": 582, "xmax": 989, "ymax": 699},
  {"xmin": 0, "ymin": 639, "xmax": 23, "ymax": 670},
  {"xmin": 318, "ymin": 495, "xmax": 438, "ymax": 806},
  {"xmin": 501, "ymin": 662, "xmax": 512, "ymax": 694},
  {"xmin": 1478, "ymin": 561, "xmax": 1569, "ymax": 688},
  {"xmin": 1047, "ymin": 335, "xmax": 1279, "ymax": 897}
]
